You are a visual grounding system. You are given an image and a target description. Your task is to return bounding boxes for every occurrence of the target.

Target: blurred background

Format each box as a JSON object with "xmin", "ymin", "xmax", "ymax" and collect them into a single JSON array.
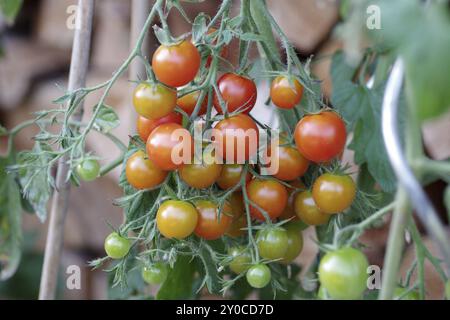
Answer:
[{"xmin": 0, "ymin": 0, "xmax": 448, "ymax": 299}]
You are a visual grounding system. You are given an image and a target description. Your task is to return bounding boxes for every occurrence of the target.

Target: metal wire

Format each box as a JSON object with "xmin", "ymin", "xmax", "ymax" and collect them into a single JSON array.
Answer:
[{"xmin": 382, "ymin": 58, "xmax": 450, "ymax": 274}]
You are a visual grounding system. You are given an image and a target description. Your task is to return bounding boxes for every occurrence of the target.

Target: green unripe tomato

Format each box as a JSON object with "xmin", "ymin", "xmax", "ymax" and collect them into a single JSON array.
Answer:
[
  {"xmin": 76, "ymin": 159, "xmax": 100, "ymax": 181},
  {"xmin": 228, "ymin": 246, "xmax": 252, "ymax": 274},
  {"xmin": 142, "ymin": 262, "xmax": 169, "ymax": 285},
  {"xmin": 246, "ymin": 264, "xmax": 271, "ymax": 289},
  {"xmin": 281, "ymin": 223, "xmax": 303, "ymax": 264},
  {"xmin": 256, "ymin": 227, "xmax": 289, "ymax": 260},
  {"xmin": 318, "ymin": 247, "xmax": 369, "ymax": 300},
  {"xmin": 104, "ymin": 232, "xmax": 130, "ymax": 259}
]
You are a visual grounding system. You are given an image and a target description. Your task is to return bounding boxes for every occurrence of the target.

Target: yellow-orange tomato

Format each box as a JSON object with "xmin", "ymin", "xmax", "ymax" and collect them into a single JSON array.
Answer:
[
  {"xmin": 270, "ymin": 76, "xmax": 304, "ymax": 109},
  {"xmin": 156, "ymin": 200, "xmax": 198, "ymax": 239},
  {"xmin": 247, "ymin": 179, "xmax": 288, "ymax": 221},
  {"xmin": 294, "ymin": 190, "xmax": 330, "ymax": 225},
  {"xmin": 133, "ymin": 83, "xmax": 177, "ymax": 119},
  {"xmin": 225, "ymin": 192, "xmax": 247, "ymax": 238},
  {"xmin": 279, "ymin": 180, "xmax": 305, "ymax": 221},
  {"xmin": 125, "ymin": 150, "xmax": 168, "ymax": 189},
  {"xmin": 194, "ymin": 200, "xmax": 232, "ymax": 240},
  {"xmin": 266, "ymin": 141, "xmax": 309, "ymax": 181},
  {"xmin": 177, "ymin": 90, "xmax": 208, "ymax": 116},
  {"xmin": 216, "ymin": 164, "xmax": 251, "ymax": 190},
  {"xmin": 179, "ymin": 151, "xmax": 223, "ymax": 189},
  {"xmin": 213, "ymin": 114, "xmax": 259, "ymax": 163},
  {"xmin": 152, "ymin": 40, "xmax": 201, "ymax": 88},
  {"xmin": 312, "ymin": 173, "xmax": 356, "ymax": 214}
]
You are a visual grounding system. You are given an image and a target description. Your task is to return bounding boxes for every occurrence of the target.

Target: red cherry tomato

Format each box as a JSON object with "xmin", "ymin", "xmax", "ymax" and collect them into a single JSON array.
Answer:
[
  {"xmin": 213, "ymin": 114, "xmax": 259, "ymax": 163},
  {"xmin": 133, "ymin": 83, "xmax": 177, "ymax": 120},
  {"xmin": 216, "ymin": 164, "xmax": 251, "ymax": 190},
  {"xmin": 137, "ymin": 112, "xmax": 182, "ymax": 142},
  {"xmin": 194, "ymin": 200, "xmax": 232, "ymax": 240},
  {"xmin": 247, "ymin": 179, "xmax": 288, "ymax": 221},
  {"xmin": 177, "ymin": 90, "xmax": 208, "ymax": 116},
  {"xmin": 146, "ymin": 123, "xmax": 193, "ymax": 171},
  {"xmin": 294, "ymin": 111, "xmax": 347, "ymax": 163},
  {"xmin": 270, "ymin": 76, "xmax": 304, "ymax": 109},
  {"xmin": 152, "ymin": 40, "xmax": 201, "ymax": 88},
  {"xmin": 279, "ymin": 180, "xmax": 305, "ymax": 221},
  {"xmin": 213, "ymin": 73, "xmax": 257, "ymax": 114}
]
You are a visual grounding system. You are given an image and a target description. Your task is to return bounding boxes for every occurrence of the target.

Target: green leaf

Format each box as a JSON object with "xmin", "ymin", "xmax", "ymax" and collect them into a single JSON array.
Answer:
[
  {"xmin": 371, "ymin": 0, "xmax": 450, "ymax": 121},
  {"xmin": 192, "ymin": 13, "xmax": 209, "ymax": 44},
  {"xmin": 331, "ymin": 51, "xmax": 397, "ymax": 192},
  {"xmin": 0, "ymin": 155, "xmax": 23, "ymax": 280},
  {"xmin": 93, "ymin": 104, "xmax": 119, "ymax": 133},
  {"xmin": 196, "ymin": 242, "xmax": 222, "ymax": 295},
  {"xmin": 13, "ymin": 142, "xmax": 54, "ymax": 222},
  {"xmin": 239, "ymin": 32, "xmax": 265, "ymax": 42},
  {"xmin": 0, "ymin": 0, "xmax": 23, "ymax": 24},
  {"xmin": 156, "ymin": 255, "xmax": 196, "ymax": 299}
]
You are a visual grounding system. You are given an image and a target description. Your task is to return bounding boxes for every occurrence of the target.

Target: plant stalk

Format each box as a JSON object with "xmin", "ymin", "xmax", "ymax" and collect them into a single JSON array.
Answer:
[{"xmin": 39, "ymin": 0, "xmax": 95, "ymax": 300}]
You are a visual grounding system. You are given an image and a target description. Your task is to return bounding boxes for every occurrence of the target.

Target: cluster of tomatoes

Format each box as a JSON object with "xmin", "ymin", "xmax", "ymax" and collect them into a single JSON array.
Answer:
[{"xmin": 100, "ymin": 31, "xmax": 369, "ymax": 298}]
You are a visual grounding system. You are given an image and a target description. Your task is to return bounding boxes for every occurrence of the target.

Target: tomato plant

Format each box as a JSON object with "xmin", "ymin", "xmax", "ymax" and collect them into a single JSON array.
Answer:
[{"xmin": 3, "ymin": 0, "xmax": 450, "ymax": 302}]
